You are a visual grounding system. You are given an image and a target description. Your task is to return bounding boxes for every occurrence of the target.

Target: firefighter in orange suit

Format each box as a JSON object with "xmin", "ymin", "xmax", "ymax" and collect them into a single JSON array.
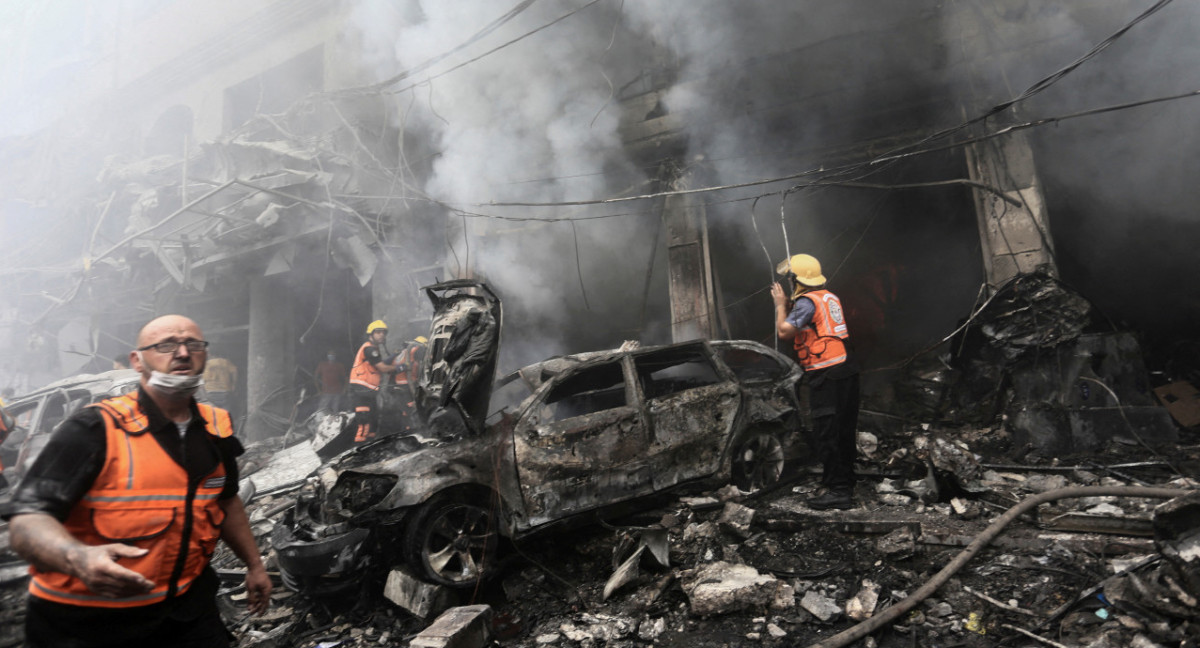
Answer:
[
  {"xmin": 3, "ymin": 315, "xmax": 270, "ymax": 648},
  {"xmin": 388, "ymin": 335, "xmax": 427, "ymax": 428},
  {"xmin": 771, "ymin": 254, "xmax": 861, "ymax": 511},
  {"xmin": 348, "ymin": 319, "xmax": 399, "ymax": 442}
]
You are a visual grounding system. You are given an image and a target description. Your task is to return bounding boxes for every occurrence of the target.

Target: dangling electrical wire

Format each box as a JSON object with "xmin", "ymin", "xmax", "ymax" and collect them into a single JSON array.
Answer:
[{"xmin": 570, "ymin": 220, "xmax": 591, "ymax": 311}]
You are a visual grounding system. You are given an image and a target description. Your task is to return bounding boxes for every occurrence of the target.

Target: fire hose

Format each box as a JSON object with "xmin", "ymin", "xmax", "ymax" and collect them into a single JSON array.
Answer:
[{"xmin": 807, "ymin": 485, "xmax": 1194, "ymax": 648}]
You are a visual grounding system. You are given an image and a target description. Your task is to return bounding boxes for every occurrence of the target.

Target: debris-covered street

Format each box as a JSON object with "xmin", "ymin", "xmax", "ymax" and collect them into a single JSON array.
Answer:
[
  {"xmin": 4, "ymin": 2, "xmax": 1200, "ymax": 647},
  {"xmin": 94, "ymin": 417, "xmax": 1200, "ymax": 647}
]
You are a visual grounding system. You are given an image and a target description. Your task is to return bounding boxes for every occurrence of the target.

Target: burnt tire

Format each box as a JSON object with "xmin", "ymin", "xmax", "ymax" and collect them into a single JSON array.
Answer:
[
  {"xmin": 403, "ymin": 491, "xmax": 500, "ymax": 588},
  {"xmin": 731, "ymin": 429, "xmax": 785, "ymax": 493}
]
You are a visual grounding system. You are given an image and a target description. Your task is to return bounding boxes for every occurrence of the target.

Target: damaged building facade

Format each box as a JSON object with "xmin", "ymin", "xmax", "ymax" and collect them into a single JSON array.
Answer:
[
  {"xmin": 3, "ymin": 1, "xmax": 1192, "ymax": 451},
  {"xmin": 2, "ymin": 1, "xmax": 1200, "ymax": 647},
  {"xmin": 0, "ymin": 1, "xmax": 452, "ymax": 438}
]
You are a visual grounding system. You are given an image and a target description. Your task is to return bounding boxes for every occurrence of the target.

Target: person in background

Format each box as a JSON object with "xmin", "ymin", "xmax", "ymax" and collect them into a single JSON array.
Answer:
[
  {"xmin": 347, "ymin": 320, "xmax": 398, "ymax": 443},
  {"xmin": 203, "ymin": 354, "xmax": 238, "ymax": 420},
  {"xmin": 770, "ymin": 253, "xmax": 862, "ymax": 511},
  {"xmin": 390, "ymin": 335, "xmax": 428, "ymax": 432},
  {"xmin": 3, "ymin": 314, "xmax": 270, "ymax": 647},
  {"xmin": 314, "ymin": 349, "xmax": 347, "ymax": 413}
]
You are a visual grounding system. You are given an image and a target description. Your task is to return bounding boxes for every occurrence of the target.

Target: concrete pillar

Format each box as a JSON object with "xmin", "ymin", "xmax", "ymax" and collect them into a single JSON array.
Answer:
[
  {"xmin": 964, "ymin": 130, "xmax": 1057, "ymax": 291},
  {"xmin": 245, "ymin": 274, "xmax": 295, "ymax": 442},
  {"xmin": 662, "ymin": 167, "xmax": 719, "ymax": 342}
]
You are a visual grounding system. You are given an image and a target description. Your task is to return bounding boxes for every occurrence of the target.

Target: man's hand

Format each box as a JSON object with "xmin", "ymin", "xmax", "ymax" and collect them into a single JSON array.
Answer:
[
  {"xmin": 244, "ymin": 564, "xmax": 272, "ymax": 615},
  {"xmin": 66, "ymin": 543, "xmax": 154, "ymax": 598},
  {"xmin": 770, "ymin": 282, "xmax": 790, "ymax": 308}
]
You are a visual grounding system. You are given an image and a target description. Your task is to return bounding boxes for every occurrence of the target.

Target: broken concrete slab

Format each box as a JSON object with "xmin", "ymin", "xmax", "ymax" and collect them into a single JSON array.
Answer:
[
  {"xmin": 799, "ymin": 590, "xmax": 842, "ymax": 622},
  {"xmin": 383, "ymin": 567, "xmax": 453, "ymax": 619},
  {"xmin": 409, "ymin": 605, "xmax": 492, "ymax": 648},
  {"xmin": 845, "ymin": 579, "xmax": 880, "ymax": 621},
  {"xmin": 877, "ymin": 526, "xmax": 916, "ymax": 560},
  {"xmin": 679, "ymin": 561, "xmax": 794, "ymax": 617},
  {"xmin": 717, "ymin": 501, "xmax": 756, "ymax": 539}
]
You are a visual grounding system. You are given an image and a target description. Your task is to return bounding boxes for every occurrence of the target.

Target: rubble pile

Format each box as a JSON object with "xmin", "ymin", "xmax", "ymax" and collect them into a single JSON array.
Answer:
[
  {"xmin": 186, "ymin": 418, "xmax": 1199, "ymax": 648},
  {"xmin": 1, "ymin": 420, "xmax": 1199, "ymax": 647}
]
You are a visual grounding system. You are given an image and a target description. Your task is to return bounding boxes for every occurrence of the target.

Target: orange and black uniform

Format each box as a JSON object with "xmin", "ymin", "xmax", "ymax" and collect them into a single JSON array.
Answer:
[
  {"xmin": 349, "ymin": 340, "xmax": 389, "ymax": 442},
  {"xmin": 785, "ymin": 289, "xmax": 860, "ymax": 493},
  {"xmin": 2, "ymin": 388, "xmax": 243, "ymax": 648}
]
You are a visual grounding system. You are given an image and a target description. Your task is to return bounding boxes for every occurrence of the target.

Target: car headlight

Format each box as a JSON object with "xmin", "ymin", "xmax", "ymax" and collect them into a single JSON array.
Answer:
[{"xmin": 327, "ymin": 471, "xmax": 399, "ymax": 515}]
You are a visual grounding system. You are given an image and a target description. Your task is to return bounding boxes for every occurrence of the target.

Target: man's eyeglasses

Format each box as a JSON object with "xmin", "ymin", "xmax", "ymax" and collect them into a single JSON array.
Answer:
[{"xmin": 137, "ymin": 339, "xmax": 210, "ymax": 354}]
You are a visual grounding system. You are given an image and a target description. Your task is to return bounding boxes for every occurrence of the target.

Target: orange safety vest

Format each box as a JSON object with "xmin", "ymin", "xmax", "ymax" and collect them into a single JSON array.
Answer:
[
  {"xmin": 29, "ymin": 392, "xmax": 233, "ymax": 608},
  {"xmin": 349, "ymin": 341, "xmax": 385, "ymax": 390},
  {"xmin": 394, "ymin": 346, "xmax": 425, "ymax": 387},
  {"xmin": 793, "ymin": 289, "xmax": 850, "ymax": 371}
]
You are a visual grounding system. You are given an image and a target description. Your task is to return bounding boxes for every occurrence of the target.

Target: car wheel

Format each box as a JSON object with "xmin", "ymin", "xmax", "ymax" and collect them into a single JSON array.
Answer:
[
  {"xmin": 404, "ymin": 491, "xmax": 499, "ymax": 587},
  {"xmin": 731, "ymin": 429, "xmax": 785, "ymax": 493}
]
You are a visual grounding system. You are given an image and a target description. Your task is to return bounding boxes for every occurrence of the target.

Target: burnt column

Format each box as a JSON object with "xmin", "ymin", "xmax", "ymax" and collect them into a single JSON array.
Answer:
[
  {"xmin": 964, "ymin": 130, "xmax": 1057, "ymax": 291},
  {"xmin": 245, "ymin": 274, "xmax": 295, "ymax": 441},
  {"xmin": 662, "ymin": 167, "xmax": 719, "ymax": 342}
]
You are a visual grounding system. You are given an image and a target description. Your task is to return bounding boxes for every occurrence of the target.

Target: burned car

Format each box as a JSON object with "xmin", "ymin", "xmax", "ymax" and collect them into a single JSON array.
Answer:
[
  {"xmin": 0, "ymin": 369, "xmax": 141, "ymax": 484},
  {"xmin": 273, "ymin": 281, "xmax": 808, "ymax": 591}
]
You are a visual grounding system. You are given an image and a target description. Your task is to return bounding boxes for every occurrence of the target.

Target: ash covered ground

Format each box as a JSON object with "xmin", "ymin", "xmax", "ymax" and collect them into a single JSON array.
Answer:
[{"xmin": 5, "ymin": 415, "xmax": 1196, "ymax": 648}]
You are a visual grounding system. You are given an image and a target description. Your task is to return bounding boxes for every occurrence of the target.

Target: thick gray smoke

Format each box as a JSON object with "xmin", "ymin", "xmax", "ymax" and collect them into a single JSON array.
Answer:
[
  {"xmin": 4, "ymin": 0, "xmax": 1198, "ymax": 387},
  {"xmin": 348, "ymin": 0, "xmax": 1200, "ymax": 367}
]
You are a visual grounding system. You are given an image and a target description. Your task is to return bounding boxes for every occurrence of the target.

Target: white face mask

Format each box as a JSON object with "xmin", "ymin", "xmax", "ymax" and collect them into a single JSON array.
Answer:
[
  {"xmin": 147, "ymin": 370, "xmax": 205, "ymax": 395},
  {"xmin": 327, "ymin": 354, "xmax": 336, "ymax": 362}
]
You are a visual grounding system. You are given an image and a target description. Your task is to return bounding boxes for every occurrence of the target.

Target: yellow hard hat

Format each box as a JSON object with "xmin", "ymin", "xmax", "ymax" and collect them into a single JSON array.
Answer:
[
  {"xmin": 414, "ymin": 336, "xmax": 428, "ymax": 345},
  {"xmin": 776, "ymin": 254, "xmax": 827, "ymax": 287},
  {"xmin": 366, "ymin": 320, "xmax": 388, "ymax": 334}
]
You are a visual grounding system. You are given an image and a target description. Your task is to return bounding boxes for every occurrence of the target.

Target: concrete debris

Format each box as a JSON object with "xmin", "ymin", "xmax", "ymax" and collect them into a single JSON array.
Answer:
[
  {"xmin": 845, "ymin": 579, "xmax": 880, "ymax": 621},
  {"xmin": 799, "ymin": 589, "xmax": 842, "ymax": 622},
  {"xmin": 717, "ymin": 502, "xmax": 756, "ymax": 539},
  {"xmin": 636, "ymin": 617, "xmax": 666, "ymax": 641},
  {"xmin": 558, "ymin": 614, "xmax": 637, "ymax": 643},
  {"xmin": 383, "ymin": 568, "xmax": 453, "ymax": 620},
  {"xmin": 409, "ymin": 605, "xmax": 492, "ymax": 648},
  {"xmin": 877, "ymin": 526, "xmax": 917, "ymax": 560},
  {"xmin": 680, "ymin": 561, "xmax": 794, "ymax": 617}
]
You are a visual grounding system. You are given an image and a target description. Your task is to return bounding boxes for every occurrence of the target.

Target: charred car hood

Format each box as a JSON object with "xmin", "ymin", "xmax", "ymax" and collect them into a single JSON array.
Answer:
[
  {"xmin": 413, "ymin": 280, "xmax": 502, "ymax": 439},
  {"xmin": 315, "ymin": 431, "xmax": 504, "ymax": 516}
]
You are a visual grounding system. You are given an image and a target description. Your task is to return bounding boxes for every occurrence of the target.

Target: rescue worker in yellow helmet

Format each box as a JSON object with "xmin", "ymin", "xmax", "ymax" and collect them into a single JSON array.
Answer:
[
  {"xmin": 348, "ymin": 319, "xmax": 399, "ymax": 443},
  {"xmin": 386, "ymin": 334, "xmax": 428, "ymax": 433},
  {"xmin": 770, "ymin": 253, "xmax": 861, "ymax": 510}
]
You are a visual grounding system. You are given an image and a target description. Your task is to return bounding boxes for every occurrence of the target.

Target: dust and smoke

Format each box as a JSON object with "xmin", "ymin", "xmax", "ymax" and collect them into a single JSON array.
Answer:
[
  {"xmin": 2, "ymin": 0, "xmax": 1199, "ymax": 390},
  {"xmin": 346, "ymin": 0, "xmax": 1200, "ymax": 367}
]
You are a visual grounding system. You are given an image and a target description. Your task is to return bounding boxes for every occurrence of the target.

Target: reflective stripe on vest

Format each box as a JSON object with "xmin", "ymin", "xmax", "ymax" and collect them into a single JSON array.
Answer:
[
  {"xmin": 349, "ymin": 341, "xmax": 382, "ymax": 390},
  {"xmin": 29, "ymin": 393, "xmax": 232, "ymax": 608},
  {"xmin": 793, "ymin": 290, "xmax": 850, "ymax": 371}
]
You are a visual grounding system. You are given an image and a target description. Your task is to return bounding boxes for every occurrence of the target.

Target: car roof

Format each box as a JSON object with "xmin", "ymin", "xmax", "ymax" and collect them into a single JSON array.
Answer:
[
  {"xmin": 503, "ymin": 339, "xmax": 783, "ymax": 391},
  {"xmin": 8, "ymin": 369, "xmax": 141, "ymax": 404}
]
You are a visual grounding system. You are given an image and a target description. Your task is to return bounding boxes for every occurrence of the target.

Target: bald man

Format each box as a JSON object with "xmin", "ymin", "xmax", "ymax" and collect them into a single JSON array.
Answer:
[{"xmin": 3, "ymin": 315, "xmax": 270, "ymax": 648}]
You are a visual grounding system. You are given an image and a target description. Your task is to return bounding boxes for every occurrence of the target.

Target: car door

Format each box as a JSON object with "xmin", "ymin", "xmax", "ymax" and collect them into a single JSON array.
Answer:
[
  {"xmin": 512, "ymin": 357, "xmax": 655, "ymax": 527},
  {"xmin": 634, "ymin": 343, "xmax": 741, "ymax": 489}
]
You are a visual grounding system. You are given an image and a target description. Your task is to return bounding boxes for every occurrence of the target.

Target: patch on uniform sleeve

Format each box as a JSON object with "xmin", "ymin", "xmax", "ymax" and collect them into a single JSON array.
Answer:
[{"xmin": 204, "ymin": 476, "xmax": 226, "ymax": 490}]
